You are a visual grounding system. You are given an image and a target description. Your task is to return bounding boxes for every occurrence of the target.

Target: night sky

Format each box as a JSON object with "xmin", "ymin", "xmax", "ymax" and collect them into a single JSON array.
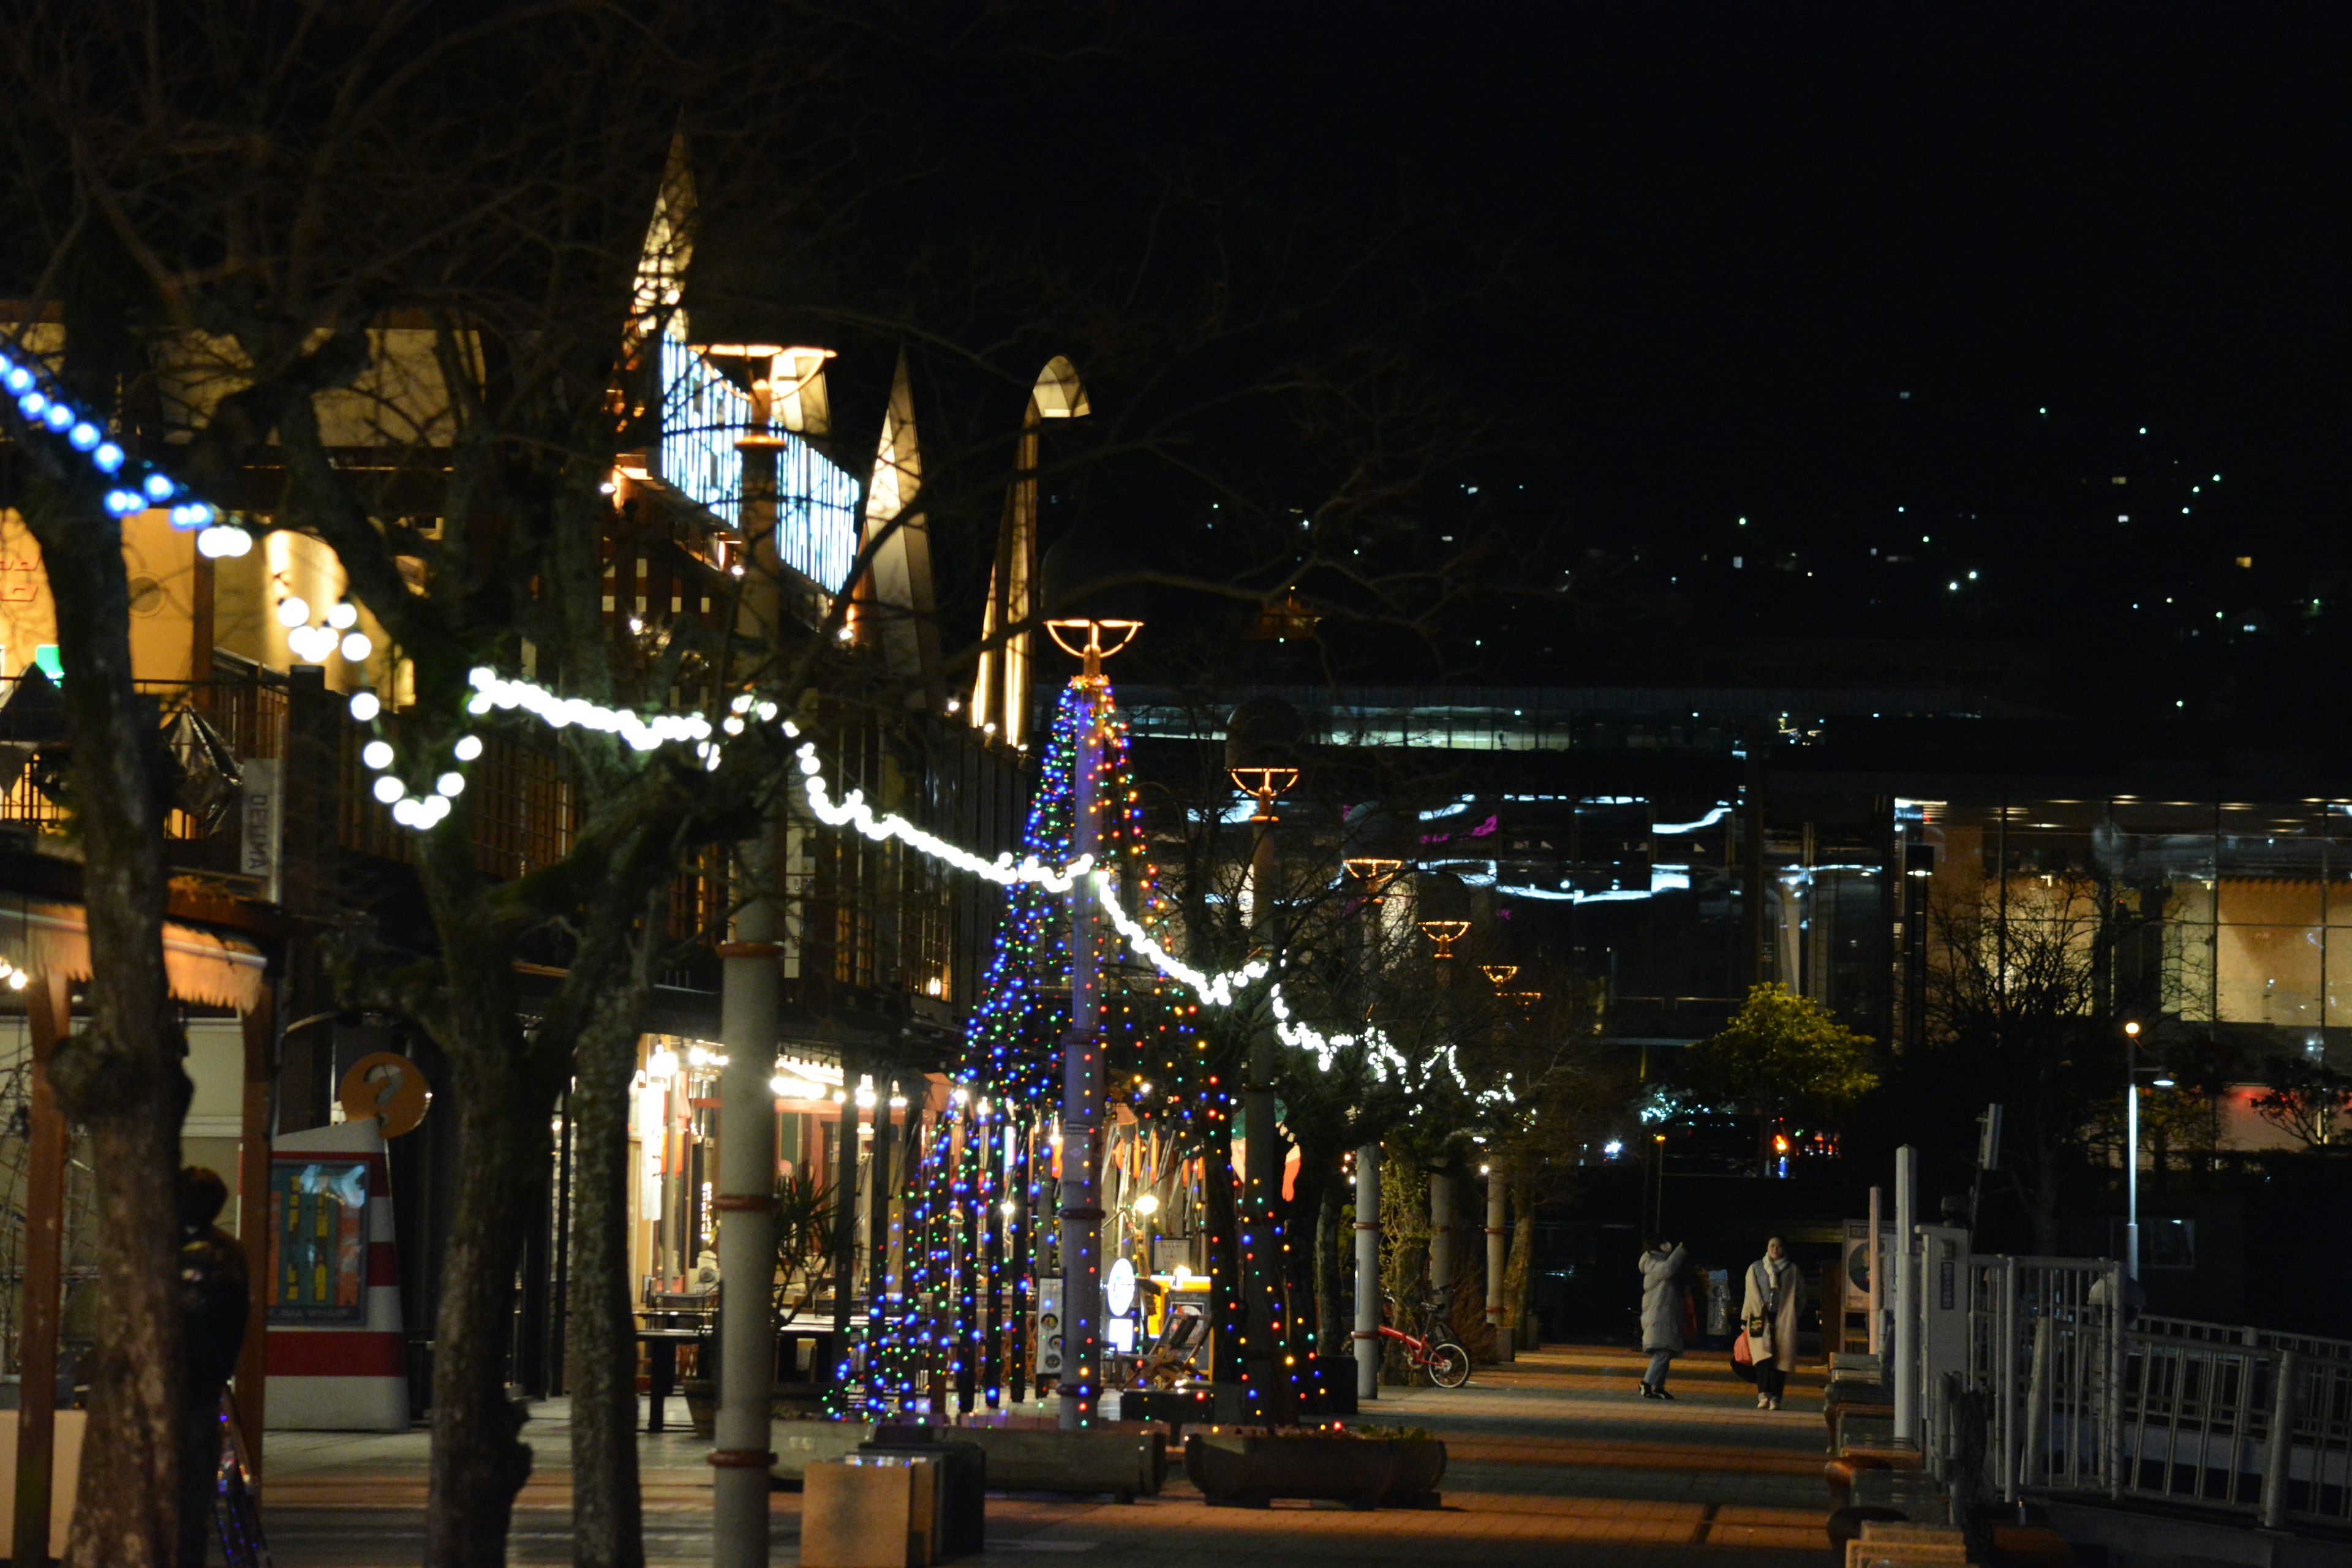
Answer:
[
  {"xmin": 1197, "ymin": 8, "xmax": 2350, "ymax": 546},
  {"xmin": 1051, "ymin": 7, "xmax": 2351, "ymax": 710}
]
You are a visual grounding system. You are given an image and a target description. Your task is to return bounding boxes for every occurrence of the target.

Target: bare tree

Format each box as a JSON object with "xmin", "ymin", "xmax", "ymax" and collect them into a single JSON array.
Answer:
[{"xmin": 1922, "ymin": 878, "xmax": 2116, "ymax": 1253}]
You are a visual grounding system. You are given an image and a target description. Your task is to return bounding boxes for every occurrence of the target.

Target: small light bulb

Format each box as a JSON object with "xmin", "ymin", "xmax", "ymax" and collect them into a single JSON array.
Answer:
[
  {"xmin": 341, "ymin": 631, "xmax": 374, "ymax": 662},
  {"xmin": 436, "ymin": 772, "xmax": 465, "ymax": 797},
  {"xmin": 453, "ymin": 734, "xmax": 483, "ymax": 761},
  {"xmin": 362, "ymin": 741, "xmax": 394, "ymax": 769},
  {"xmin": 349, "ymin": 692, "xmax": 382, "ymax": 722},
  {"xmin": 276, "ymin": 597, "xmax": 311, "ymax": 628},
  {"xmin": 373, "ymin": 775, "xmax": 405, "ymax": 803},
  {"xmin": 328, "ymin": 601, "xmax": 359, "ymax": 629}
]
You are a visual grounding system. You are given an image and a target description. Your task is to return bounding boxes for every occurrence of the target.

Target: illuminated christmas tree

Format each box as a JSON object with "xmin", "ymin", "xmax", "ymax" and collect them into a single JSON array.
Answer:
[{"xmin": 859, "ymin": 676, "xmax": 1223, "ymax": 1417}]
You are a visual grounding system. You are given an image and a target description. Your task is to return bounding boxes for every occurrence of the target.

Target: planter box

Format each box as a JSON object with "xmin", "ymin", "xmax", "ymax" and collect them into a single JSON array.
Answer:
[
  {"xmin": 802, "ymin": 1455, "xmax": 933, "ymax": 1568},
  {"xmin": 773, "ymin": 1420, "xmax": 876, "ymax": 1482},
  {"xmin": 1382, "ymin": 1437, "xmax": 1447, "ymax": 1508},
  {"xmin": 1184, "ymin": 1431, "xmax": 1398, "ymax": 1510},
  {"xmin": 957, "ymin": 1427, "xmax": 1166, "ymax": 1501}
]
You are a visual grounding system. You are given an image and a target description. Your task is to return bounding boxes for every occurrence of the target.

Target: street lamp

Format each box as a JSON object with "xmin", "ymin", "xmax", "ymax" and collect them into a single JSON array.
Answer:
[
  {"xmin": 1343, "ymin": 856, "xmax": 1403, "ymax": 904},
  {"xmin": 1038, "ymin": 552, "xmax": 1144, "ymax": 1432},
  {"xmin": 1417, "ymin": 919, "xmax": 1470, "ymax": 959},
  {"xmin": 1226, "ymin": 698, "xmax": 1305, "ymax": 1420},
  {"xmin": 2124, "ymin": 1020, "xmax": 2141, "ymax": 1281}
]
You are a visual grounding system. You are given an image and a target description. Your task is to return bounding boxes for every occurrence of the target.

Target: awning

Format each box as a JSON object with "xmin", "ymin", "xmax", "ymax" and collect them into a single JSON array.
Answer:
[{"xmin": 0, "ymin": 902, "xmax": 267, "ymax": 1011}]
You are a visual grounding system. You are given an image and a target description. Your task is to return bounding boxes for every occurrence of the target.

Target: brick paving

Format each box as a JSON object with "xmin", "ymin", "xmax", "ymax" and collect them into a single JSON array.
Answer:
[{"xmin": 255, "ymin": 1346, "xmax": 1831, "ymax": 1565}]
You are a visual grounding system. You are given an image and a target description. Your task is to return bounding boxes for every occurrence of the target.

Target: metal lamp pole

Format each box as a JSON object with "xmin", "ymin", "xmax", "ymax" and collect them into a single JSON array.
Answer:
[
  {"xmin": 1232, "ymin": 761, "xmax": 1298, "ymax": 1420},
  {"xmin": 1343, "ymin": 856, "xmax": 1400, "ymax": 1404},
  {"xmin": 2123, "ymin": 1020, "xmax": 2140, "ymax": 1282},
  {"xmin": 1044, "ymin": 616, "xmax": 1139, "ymax": 1430}
]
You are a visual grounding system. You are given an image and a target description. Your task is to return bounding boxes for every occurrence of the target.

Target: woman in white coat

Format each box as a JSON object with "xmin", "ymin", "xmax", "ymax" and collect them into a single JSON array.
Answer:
[
  {"xmin": 1636, "ymin": 1236, "xmax": 1686, "ymax": 1400},
  {"xmin": 1741, "ymin": 1235, "xmax": 1806, "ymax": 1409}
]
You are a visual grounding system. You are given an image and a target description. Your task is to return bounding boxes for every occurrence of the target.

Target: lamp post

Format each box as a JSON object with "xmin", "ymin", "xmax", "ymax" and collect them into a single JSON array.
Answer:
[
  {"xmin": 1228, "ymin": 721, "xmax": 1300, "ymax": 1422},
  {"xmin": 1343, "ymin": 856, "xmax": 1401, "ymax": 1403},
  {"xmin": 2123, "ymin": 1020, "xmax": 2141, "ymax": 1282},
  {"xmin": 1042, "ymin": 613, "xmax": 1139, "ymax": 1429}
]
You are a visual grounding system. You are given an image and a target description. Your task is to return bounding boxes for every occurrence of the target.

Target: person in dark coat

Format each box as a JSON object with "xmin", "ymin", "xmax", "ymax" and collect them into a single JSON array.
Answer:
[
  {"xmin": 177, "ymin": 1167, "xmax": 249, "ymax": 1568},
  {"xmin": 1636, "ymin": 1236, "xmax": 1687, "ymax": 1400}
]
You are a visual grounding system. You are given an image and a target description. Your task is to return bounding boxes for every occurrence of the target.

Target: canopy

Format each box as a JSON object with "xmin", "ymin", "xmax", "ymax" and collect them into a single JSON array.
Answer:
[{"xmin": 0, "ymin": 901, "xmax": 267, "ymax": 1011}]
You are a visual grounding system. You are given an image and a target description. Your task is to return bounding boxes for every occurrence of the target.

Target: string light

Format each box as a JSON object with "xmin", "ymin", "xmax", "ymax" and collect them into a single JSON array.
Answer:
[{"xmin": 0, "ymin": 341, "xmax": 254, "ymax": 555}]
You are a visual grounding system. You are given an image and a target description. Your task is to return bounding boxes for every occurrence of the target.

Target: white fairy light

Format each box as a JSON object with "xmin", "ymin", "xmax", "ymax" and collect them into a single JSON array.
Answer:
[
  {"xmin": 349, "ymin": 692, "xmax": 382, "ymax": 722},
  {"xmin": 799, "ymin": 744, "xmax": 1091, "ymax": 893}
]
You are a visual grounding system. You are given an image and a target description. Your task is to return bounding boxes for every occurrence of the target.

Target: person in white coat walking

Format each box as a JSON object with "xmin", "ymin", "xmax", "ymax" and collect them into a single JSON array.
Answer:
[
  {"xmin": 1637, "ymin": 1236, "xmax": 1686, "ymax": 1400},
  {"xmin": 1741, "ymin": 1235, "xmax": 1806, "ymax": 1409}
]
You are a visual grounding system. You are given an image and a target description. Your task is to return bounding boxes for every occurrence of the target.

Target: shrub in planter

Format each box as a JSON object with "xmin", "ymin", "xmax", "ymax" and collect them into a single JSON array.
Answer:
[
  {"xmin": 1353, "ymin": 1425, "xmax": 1447, "ymax": 1507},
  {"xmin": 1185, "ymin": 1429, "xmax": 1398, "ymax": 1510}
]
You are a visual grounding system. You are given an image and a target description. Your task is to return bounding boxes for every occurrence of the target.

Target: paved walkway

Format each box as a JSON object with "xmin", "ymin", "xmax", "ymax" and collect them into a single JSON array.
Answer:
[{"xmin": 255, "ymin": 1346, "xmax": 1830, "ymax": 1566}]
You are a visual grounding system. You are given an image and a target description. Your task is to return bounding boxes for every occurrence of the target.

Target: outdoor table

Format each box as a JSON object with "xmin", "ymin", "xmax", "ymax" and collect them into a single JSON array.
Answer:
[{"xmin": 637, "ymin": 1328, "xmax": 703, "ymax": 1434}]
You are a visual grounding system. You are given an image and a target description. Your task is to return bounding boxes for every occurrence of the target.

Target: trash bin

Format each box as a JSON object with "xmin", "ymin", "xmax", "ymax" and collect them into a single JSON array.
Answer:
[{"xmin": 862, "ymin": 1425, "xmax": 985, "ymax": 1559}]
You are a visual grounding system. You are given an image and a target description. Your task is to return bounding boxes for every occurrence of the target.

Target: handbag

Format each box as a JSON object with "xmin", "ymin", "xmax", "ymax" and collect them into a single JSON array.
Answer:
[{"xmin": 1728, "ymin": 1329, "xmax": 1759, "ymax": 1384}]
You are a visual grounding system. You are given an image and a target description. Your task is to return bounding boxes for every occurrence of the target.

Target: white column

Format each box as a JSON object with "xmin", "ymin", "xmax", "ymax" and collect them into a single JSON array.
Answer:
[
  {"xmin": 1428, "ymin": 1172, "xmax": 1454, "ymax": 1303},
  {"xmin": 1354, "ymin": 1144, "xmax": 1381, "ymax": 1401},
  {"xmin": 1893, "ymin": 1145, "xmax": 1920, "ymax": 1447},
  {"xmin": 1058, "ymin": 676, "xmax": 1105, "ymax": 1429},
  {"xmin": 1866, "ymin": 1185, "xmax": 1883, "ymax": 1358},
  {"xmin": 713, "ymin": 829, "xmax": 779, "ymax": 1567},
  {"xmin": 1485, "ymin": 1166, "xmax": 1511, "ymax": 1362}
]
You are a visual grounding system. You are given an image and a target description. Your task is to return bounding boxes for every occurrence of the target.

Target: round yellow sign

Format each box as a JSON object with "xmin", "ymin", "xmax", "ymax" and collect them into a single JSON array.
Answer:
[{"xmin": 338, "ymin": 1051, "xmax": 431, "ymax": 1137}]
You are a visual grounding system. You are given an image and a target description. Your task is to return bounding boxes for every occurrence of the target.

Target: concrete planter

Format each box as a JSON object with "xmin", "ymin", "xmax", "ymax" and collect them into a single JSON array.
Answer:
[
  {"xmin": 1184, "ymin": 1431, "xmax": 1398, "ymax": 1510},
  {"xmin": 959, "ymin": 1427, "xmax": 1166, "ymax": 1502},
  {"xmin": 1382, "ymin": 1437, "xmax": 1447, "ymax": 1508},
  {"xmin": 772, "ymin": 1420, "xmax": 875, "ymax": 1481}
]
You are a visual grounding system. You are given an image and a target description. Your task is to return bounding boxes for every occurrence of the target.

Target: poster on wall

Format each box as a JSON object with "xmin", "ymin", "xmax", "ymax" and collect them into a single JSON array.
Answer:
[{"xmin": 268, "ymin": 1158, "xmax": 369, "ymax": 1324}]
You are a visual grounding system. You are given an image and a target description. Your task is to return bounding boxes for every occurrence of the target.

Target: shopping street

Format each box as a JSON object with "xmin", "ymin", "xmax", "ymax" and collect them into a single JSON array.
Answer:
[{"xmin": 255, "ymin": 1347, "xmax": 1829, "ymax": 1567}]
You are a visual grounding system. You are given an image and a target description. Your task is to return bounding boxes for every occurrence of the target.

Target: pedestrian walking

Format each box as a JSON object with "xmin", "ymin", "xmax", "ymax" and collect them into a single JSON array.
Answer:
[
  {"xmin": 1636, "ymin": 1235, "xmax": 1686, "ymax": 1400},
  {"xmin": 176, "ymin": 1167, "xmax": 250, "ymax": 1568},
  {"xmin": 1741, "ymin": 1235, "xmax": 1804, "ymax": 1410}
]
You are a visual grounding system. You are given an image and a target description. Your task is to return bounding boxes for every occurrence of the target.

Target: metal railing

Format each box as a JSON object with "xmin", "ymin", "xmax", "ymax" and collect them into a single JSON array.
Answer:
[
  {"xmin": 2114, "ymin": 1338, "xmax": 2352, "ymax": 1529},
  {"xmin": 1962, "ymin": 1256, "xmax": 2352, "ymax": 1531},
  {"xmin": 2138, "ymin": 1313, "xmax": 2352, "ymax": 1365},
  {"xmin": 1967, "ymin": 1256, "xmax": 2124, "ymax": 1503}
]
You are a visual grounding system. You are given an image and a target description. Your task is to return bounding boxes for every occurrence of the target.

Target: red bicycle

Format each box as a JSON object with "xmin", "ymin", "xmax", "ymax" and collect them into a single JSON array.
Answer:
[{"xmin": 1376, "ymin": 1294, "xmax": 1472, "ymax": 1388}]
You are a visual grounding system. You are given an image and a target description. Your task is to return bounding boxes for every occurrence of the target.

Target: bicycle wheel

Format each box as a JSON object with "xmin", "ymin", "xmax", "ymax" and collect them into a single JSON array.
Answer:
[{"xmin": 1424, "ymin": 1341, "xmax": 1471, "ymax": 1389}]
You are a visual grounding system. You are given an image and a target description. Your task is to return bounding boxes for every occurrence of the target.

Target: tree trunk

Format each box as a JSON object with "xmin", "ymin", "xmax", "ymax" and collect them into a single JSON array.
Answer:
[
  {"xmin": 1502, "ymin": 1174, "xmax": 1537, "ymax": 1351},
  {"xmin": 1204, "ymin": 1138, "xmax": 1242, "ymax": 1384},
  {"xmin": 426, "ymin": 1039, "xmax": 552, "ymax": 1568},
  {"xmin": 1283, "ymin": 1129, "xmax": 1327, "ymax": 1355},
  {"xmin": 413, "ymin": 819, "xmax": 560, "ymax": 1568},
  {"xmin": 24, "ymin": 480, "xmax": 188, "ymax": 1568},
  {"xmin": 567, "ymin": 928, "xmax": 662, "ymax": 1568},
  {"xmin": 1313, "ymin": 1175, "xmax": 1343, "ymax": 1358}
]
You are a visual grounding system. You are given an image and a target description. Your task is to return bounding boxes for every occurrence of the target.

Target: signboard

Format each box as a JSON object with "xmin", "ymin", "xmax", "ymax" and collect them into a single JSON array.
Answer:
[
  {"xmin": 338, "ymin": 1051, "xmax": 431, "ymax": 1137},
  {"xmin": 1105, "ymin": 1256, "xmax": 1137, "ymax": 1319},
  {"xmin": 239, "ymin": 758, "xmax": 282, "ymax": 904},
  {"xmin": 268, "ymin": 1158, "xmax": 369, "ymax": 1324},
  {"xmin": 1842, "ymin": 1218, "xmax": 1896, "ymax": 1312}
]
